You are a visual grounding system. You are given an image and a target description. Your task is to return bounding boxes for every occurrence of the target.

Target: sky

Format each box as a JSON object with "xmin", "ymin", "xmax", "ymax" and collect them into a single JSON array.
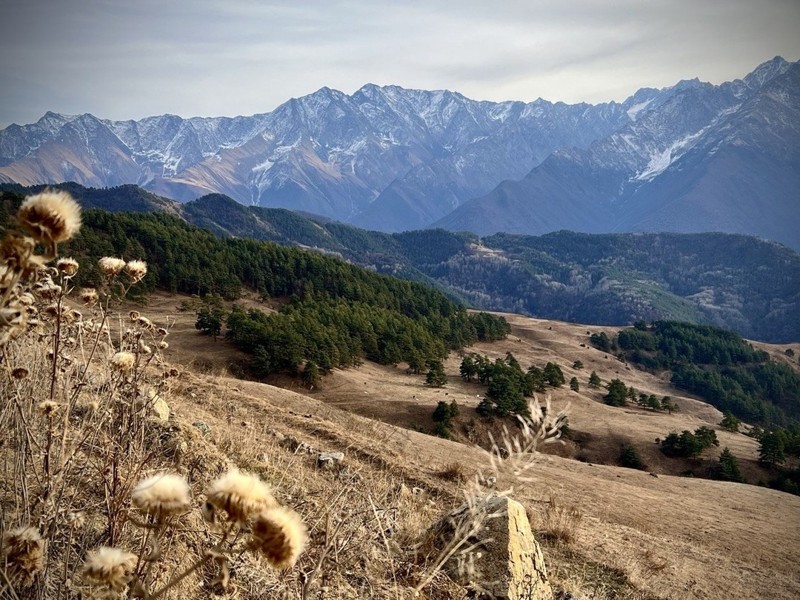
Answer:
[{"xmin": 1, "ymin": 0, "xmax": 798, "ymax": 127}]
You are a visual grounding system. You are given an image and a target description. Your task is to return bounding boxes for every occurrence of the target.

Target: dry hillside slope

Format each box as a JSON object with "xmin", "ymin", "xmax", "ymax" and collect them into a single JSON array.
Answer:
[{"xmin": 147, "ymin": 295, "xmax": 800, "ymax": 599}]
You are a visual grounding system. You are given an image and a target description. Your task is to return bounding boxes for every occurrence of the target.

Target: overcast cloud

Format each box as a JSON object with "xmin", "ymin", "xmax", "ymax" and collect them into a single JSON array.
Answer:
[{"xmin": 1, "ymin": 0, "xmax": 798, "ymax": 127}]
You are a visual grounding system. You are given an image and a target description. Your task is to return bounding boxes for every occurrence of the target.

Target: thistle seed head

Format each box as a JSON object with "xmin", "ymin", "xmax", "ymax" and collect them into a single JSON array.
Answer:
[
  {"xmin": 124, "ymin": 260, "xmax": 147, "ymax": 282},
  {"xmin": 110, "ymin": 351, "xmax": 135, "ymax": 372},
  {"xmin": 206, "ymin": 468, "xmax": 276, "ymax": 522},
  {"xmin": 79, "ymin": 287, "xmax": 99, "ymax": 306},
  {"xmin": 248, "ymin": 506, "xmax": 307, "ymax": 569},
  {"xmin": 98, "ymin": 257, "xmax": 126, "ymax": 276},
  {"xmin": 131, "ymin": 473, "xmax": 191, "ymax": 519},
  {"xmin": 81, "ymin": 546, "xmax": 137, "ymax": 592},
  {"xmin": 1, "ymin": 525, "xmax": 45, "ymax": 587},
  {"xmin": 56, "ymin": 257, "xmax": 79, "ymax": 276},
  {"xmin": 17, "ymin": 190, "xmax": 81, "ymax": 246}
]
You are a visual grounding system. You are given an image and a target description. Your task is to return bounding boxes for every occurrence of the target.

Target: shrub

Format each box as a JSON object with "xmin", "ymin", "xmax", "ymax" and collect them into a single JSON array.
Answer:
[{"xmin": 619, "ymin": 444, "xmax": 646, "ymax": 470}]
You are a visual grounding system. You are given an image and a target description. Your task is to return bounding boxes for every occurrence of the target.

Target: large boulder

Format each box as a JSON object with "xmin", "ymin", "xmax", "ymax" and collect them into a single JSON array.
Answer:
[{"xmin": 437, "ymin": 494, "xmax": 552, "ymax": 599}]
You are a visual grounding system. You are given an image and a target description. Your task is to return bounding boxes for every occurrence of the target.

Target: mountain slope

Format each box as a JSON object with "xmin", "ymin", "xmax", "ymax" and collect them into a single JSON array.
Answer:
[{"xmin": 436, "ymin": 58, "xmax": 800, "ymax": 250}]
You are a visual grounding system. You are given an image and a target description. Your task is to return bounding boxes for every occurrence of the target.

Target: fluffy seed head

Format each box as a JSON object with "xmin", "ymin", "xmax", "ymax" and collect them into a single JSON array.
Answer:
[
  {"xmin": 12, "ymin": 367, "xmax": 29, "ymax": 379},
  {"xmin": 67, "ymin": 511, "xmax": 86, "ymax": 529},
  {"xmin": 82, "ymin": 546, "xmax": 137, "ymax": 592},
  {"xmin": 98, "ymin": 257, "xmax": 126, "ymax": 276},
  {"xmin": 248, "ymin": 507, "xmax": 307, "ymax": 569},
  {"xmin": 158, "ymin": 341, "xmax": 169, "ymax": 350},
  {"xmin": 129, "ymin": 311, "xmax": 140, "ymax": 321},
  {"xmin": 18, "ymin": 292, "xmax": 35, "ymax": 306},
  {"xmin": 79, "ymin": 287, "xmax": 99, "ymax": 306},
  {"xmin": 35, "ymin": 280, "xmax": 61, "ymax": 300},
  {"xmin": 37, "ymin": 400, "xmax": 59, "ymax": 416},
  {"xmin": 206, "ymin": 468, "xmax": 276, "ymax": 521},
  {"xmin": 131, "ymin": 473, "xmax": 191, "ymax": 518},
  {"xmin": 1, "ymin": 233, "xmax": 46, "ymax": 277},
  {"xmin": 110, "ymin": 351, "xmax": 135, "ymax": 372},
  {"xmin": 17, "ymin": 190, "xmax": 81, "ymax": 246},
  {"xmin": 0, "ymin": 304, "xmax": 26, "ymax": 345},
  {"xmin": 56, "ymin": 257, "xmax": 79, "ymax": 276},
  {"xmin": 2, "ymin": 526, "xmax": 45, "ymax": 586},
  {"xmin": 124, "ymin": 260, "xmax": 147, "ymax": 282}
]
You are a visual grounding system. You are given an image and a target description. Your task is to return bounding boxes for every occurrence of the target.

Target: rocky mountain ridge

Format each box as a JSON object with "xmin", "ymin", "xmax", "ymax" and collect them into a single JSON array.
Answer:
[{"xmin": 1, "ymin": 57, "xmax": 796, "ymax": 247}]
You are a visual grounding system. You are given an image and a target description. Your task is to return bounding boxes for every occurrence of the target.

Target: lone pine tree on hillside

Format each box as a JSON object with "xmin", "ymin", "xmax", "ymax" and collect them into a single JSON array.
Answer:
[
  {"xmin": 426, "ymin": 360, "xmax": 448, "ymax": 387},
  {"xmin": 715, "ymin": 447, "xmax": 744, "ymax": 482},
  {"xmin": 720, "ymin": 412, "xmax": 741, "ymax": 432},
  {"xmin": 759, "ymin": 431, "xmax": 786, "ymax": 466},
  {"xmin": 604, "ymin": 378, "xmax": 627, "ymax": 406},
  {"xmin": 588, "ymin": 371, "xmax": 601, "ymax": 388}
]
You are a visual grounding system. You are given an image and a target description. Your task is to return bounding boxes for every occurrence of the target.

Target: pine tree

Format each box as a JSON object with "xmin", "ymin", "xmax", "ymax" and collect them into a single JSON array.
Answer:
[
  {"xmin": 569, "ymin": 377, "xmax": 580, "ymax": 392},
  {"xmin": 302, "ymin": 361, "xmax": 320, "ymax": 389},
  {"xmin": 604, "ymin": 379, "xmax": 627, "ymax": 406},
  {"xmin": 588, "ymin": 371, "xmax": 601, "ymax": 388},
  {"xmin": 619, "ymin": 444, "xmax": 645, "ymax": 470},
  {"xmin": 459, "ymin": 355, "xmax": 477, "ymax": 382},
  {"xmin": 543, "ymin": 362, "xmax": 565, "ymax": 387},
  {"xmin": 716, "ymin": 447, "xmax": 744, "ymax": 482},
  {"xmin": 660, "ymin": 396, "xmax": 676, "ymax": 414},
  {"xmin": 425, "ymin": 360, "xmax": 448, "ymax": 388},
  {"xmin": 720, "ymin": 412, "xmax": 740, "ymax": 433},
  {"xmin": 759, "ymin": 431, "xmax": 786, "ymax": 466}
]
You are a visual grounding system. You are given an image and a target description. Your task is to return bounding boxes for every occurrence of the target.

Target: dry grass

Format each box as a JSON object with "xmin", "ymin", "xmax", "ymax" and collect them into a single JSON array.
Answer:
[
  {"xmin": 435, "ymin": 462, "xmax": 467, "ymax": 483},
  {"xmin": 538, "ymin": 496, "xmax": 583, "ymax": 545}
]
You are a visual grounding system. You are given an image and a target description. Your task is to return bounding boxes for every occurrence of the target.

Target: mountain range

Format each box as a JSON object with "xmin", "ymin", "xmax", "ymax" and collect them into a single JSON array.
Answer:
[{"xmin": 1, "ymin": 57, "xmax": 797, "ymax": 248}]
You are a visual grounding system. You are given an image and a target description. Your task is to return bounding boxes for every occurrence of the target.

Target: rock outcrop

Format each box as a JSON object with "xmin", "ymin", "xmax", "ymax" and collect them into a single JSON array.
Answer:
[{"xmin": 436, "ymin": 494, "xmax": 552, "ymax": 599}]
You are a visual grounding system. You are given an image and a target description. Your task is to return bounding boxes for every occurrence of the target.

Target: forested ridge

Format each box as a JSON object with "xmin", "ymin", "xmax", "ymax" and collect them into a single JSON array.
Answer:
[
  {"xmin": 0, "ymin": 189, "xmax": 509, "ymax": 378},
  {"xmin": 597, "ymin": 321, "xmax": 800, "ymax": 428},
  {"xmin": 4, "ymin": 183, "xmax": 798, "ymax": 343}
]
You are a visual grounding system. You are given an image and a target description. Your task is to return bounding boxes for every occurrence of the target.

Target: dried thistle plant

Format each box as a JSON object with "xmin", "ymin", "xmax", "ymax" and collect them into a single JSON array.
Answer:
[{"xmin": 2, "ymin": 190, "xmax": 309, "ymax": 599}]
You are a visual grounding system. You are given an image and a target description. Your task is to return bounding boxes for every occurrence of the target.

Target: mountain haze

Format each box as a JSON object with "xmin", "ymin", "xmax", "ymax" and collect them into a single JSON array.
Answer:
[
  {"xmin": 3, "ymin": 58, "xmax": 796, "ymax": 247},
  {"xmin": 436, "ymin": 58, "xmax": 800, "ymax": 249}
]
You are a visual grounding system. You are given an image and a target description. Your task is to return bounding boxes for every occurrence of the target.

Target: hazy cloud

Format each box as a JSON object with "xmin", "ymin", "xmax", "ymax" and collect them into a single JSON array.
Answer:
[{"xmin": 1, "ymin": 0, "xmax": 798, "ymax": 126}]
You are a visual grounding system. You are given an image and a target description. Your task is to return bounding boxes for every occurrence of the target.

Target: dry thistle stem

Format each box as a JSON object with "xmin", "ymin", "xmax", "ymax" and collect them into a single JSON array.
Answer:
[
  {"xmin": 206, "ymin": 468, "xmax": 276, "ymax": 522},
  {"xmin": 17, "ymin": 189, "xmax": 82, "ymax": 248},
  {"xmin": 131, "ymin": 472, "xmax": 192, "ymax": 519},
  {"xmin": 248, "ymin": 506, "xmax": 308, "ymax": 569},
  {"xmin": 1, "ymin": 525, "xmax": 46, "ymax": 587},
  {"xmin": 81, "ymin": 546, "xmax": 137, "ymax": 592}
]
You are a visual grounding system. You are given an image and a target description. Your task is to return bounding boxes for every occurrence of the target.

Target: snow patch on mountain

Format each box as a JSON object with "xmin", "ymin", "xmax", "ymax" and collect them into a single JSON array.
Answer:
[
  {"xmin": 251, "ymin": 158, "xmax": 274, "ymax": 173},
  {"xmin": 626, "ymin": 99, "xmax": 653, "ymax": 121}
]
